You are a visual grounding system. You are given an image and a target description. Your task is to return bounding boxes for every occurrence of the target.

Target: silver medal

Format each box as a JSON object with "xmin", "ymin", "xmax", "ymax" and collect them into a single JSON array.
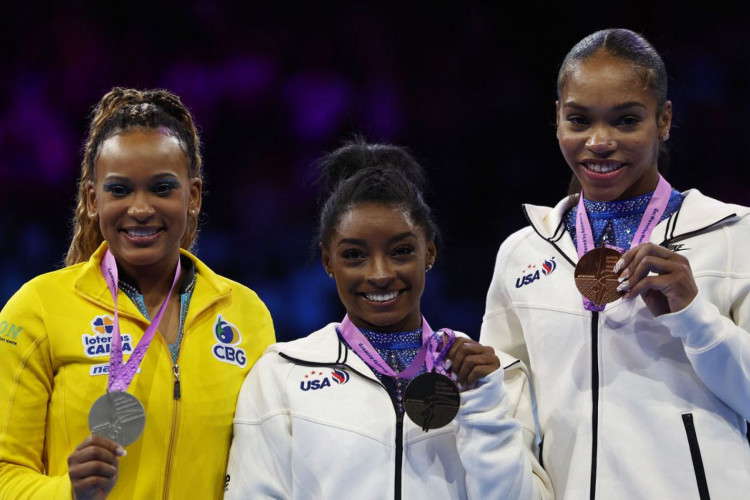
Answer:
[{"xmin": 88, "ymin": 391, "xmax": 146, "ymax": 446}]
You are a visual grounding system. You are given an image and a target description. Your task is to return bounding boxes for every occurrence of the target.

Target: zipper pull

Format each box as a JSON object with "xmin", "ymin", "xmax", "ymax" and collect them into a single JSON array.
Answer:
[{"xmin": 173, "ymin": 364, "xmax": 181, "ymax": 400}]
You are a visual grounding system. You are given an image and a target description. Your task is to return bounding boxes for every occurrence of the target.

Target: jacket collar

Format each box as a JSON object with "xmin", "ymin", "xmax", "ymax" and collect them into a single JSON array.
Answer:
[
  {"xmin": 268, "ymin": 323, "xmax": 380, "ymax": 382},
  {"xmin": 73, "ymin": 242, "xmax": 232, "ymax": 324},
  {"xmin": 523, "ymin": 189, "xmax": 750, "ymax": 262}
]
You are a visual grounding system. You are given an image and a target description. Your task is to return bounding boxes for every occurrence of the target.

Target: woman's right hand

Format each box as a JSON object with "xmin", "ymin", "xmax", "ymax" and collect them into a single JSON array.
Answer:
[{"xmin": 68, "ymin": 435, "xmax": 124, "ymax": 500}]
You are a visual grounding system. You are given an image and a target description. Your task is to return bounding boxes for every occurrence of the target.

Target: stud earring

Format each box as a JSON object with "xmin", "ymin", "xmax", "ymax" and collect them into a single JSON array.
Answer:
[
  {"xmin": 426, "ymin": 263, "xmax": 433, "ymax": 272},
  {"xmin": 327, "ymin": 271, "xmax": 334, "ymax": 279},
  {"xmin": 661, "ymin": 132, "xmax": 670, "ymax": 141}
]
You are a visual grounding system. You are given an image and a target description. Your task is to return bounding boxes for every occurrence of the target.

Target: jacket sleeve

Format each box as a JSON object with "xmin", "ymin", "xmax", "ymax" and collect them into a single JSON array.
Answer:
[
  {"xmin": 0, "ymin": 281, "xmax": 73, "ymax": 499},
  {"xmin": 480, "ymin": 238, "xmax": 532, "ymax": 368},
  {"xmin": 224, "ymin": 351, "xmax": 292, "ymax": 499},
  {"xmin": 454, "ymin": 360, "xmax": 553, "ymax": 500},
  {"xmin": 659, "ymin": 288, "xmax": 750, "ymax": 420},
  {"xmin": 656, "ymin": 216, "xmax": 750, "ymax": 421}
]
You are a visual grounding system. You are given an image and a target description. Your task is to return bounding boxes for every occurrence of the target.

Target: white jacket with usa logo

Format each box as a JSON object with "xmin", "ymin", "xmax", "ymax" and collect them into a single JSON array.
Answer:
[
  {"xmin": 225, "ymin": 323, "xmax": 554, "ymax": 499},
  {"xmin": 480, "ymin": 189, "xmax": 750, "ymax": 499}
]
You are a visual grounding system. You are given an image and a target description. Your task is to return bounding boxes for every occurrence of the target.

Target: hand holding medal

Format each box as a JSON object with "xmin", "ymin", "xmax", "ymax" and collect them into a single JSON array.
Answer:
[{"xmin": 574, "ymin": 175, "xmax": 674, "ymax": 311}]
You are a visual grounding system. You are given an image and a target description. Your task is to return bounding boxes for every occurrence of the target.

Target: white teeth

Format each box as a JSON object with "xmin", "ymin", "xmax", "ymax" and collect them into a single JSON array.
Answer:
[
  {"xmin": 365, "ymin": 291, "xmax": 398, "ymax": 302},
  {"xmin": 585, "ymin": 162, "xmax": 621, "ymax": 173},
  {"xmin": 127, "ymin": 229, "xmax": 158, "ymax": 237}
]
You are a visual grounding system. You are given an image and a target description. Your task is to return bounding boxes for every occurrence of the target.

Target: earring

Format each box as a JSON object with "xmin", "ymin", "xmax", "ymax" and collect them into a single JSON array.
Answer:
[
  {"xmin": 190, "ymin": 209, "xmax": 197, "ymax": 216},
  {"xmin": 327, "ymin": 271, "xmax": 334, "ymax": 279},
  {"xmin": 661, "ymin": 132, "xmax": 670, "ymax": 141},
  {"xmin": 88, "ymin": 211, "xmax": 97, "ymax": 219},
  {"xmin": 426, "ymin": 263, "xmax": 433, "ymax": 272}
]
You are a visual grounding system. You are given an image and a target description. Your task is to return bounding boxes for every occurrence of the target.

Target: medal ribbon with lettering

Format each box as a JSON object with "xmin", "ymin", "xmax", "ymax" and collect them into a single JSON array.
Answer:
[
  {"xmin": 100, "ymin": 249, "xmax": 182, "ymax": 392},
  {"xmin": 338, "ymin": 314, "xmax": 454, "ymax": 379},
  {"xmin": 575, "ymin": 174, "xmax": 672, "ymax": 311}
]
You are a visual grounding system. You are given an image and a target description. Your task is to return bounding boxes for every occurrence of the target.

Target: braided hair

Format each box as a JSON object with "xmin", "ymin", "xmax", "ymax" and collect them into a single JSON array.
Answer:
[{"xmin": 65, "ymin": 87, "xmax": 203, "ymax": 266}]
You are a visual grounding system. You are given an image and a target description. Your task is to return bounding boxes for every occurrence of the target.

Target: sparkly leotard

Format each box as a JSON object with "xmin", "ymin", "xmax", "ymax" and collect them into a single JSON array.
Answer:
[
  {"xmin": 339, "ymin": 328, "xmax": 425, "ymax": 414},
  {"xmin": 565, "ymin": 189, "xmax": 685, "ymax": 250}
]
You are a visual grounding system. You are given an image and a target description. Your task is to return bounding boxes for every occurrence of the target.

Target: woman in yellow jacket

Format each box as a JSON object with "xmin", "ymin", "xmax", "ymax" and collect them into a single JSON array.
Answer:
[{"xmin": 0, "ymin": 87, "xmax": 275, "ymax": 499}]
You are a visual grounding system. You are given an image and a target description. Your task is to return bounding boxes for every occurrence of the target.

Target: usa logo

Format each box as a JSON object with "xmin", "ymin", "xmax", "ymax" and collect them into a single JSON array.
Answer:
[
  {"xmin": 515, "ymin": 257, "xmax": 557, "ymax": 288},
  {"xmin": 81, "ymin": 315, "xmax": 134, "ymax": 358},
  {"xmin": 212, "ymin": 315, "xmax": 247, "ymax": 367},
  {"xmin": 300, "ymin": 368, "xmax": 350, "ymax": 391}
]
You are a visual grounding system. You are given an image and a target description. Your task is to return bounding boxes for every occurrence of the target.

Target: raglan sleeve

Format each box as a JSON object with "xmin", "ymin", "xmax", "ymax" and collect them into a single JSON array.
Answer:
[
  {"xmin": 224, "ymin": 350, "xmax": 293, "ymax": 499},
  {"xmin": 657, "ymin": 227, "xmax": 750, "ymax": 419},
  {"xmin": 0, "ymin": 281, "xmax": 73, "ymax": 499},
  {"xmin": 454, "ymin": 352, "xmax": 553, "ymax": 500}
]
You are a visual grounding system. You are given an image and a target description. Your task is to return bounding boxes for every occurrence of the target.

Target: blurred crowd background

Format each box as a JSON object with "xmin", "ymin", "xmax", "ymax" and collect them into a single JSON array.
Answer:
[{"xmin": 2, "ymin": 2, "xmax": 749, "ymax": 341}]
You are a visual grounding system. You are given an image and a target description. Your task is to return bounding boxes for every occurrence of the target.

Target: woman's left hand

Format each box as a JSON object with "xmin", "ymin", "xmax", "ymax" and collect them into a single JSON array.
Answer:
[
  {"xmin": 445, "ymin": 337, "xmax": 500, "ymax": 391},
  {"xmin": 615, "ymin": 242, "xmax": 699, "ymax": 316}
]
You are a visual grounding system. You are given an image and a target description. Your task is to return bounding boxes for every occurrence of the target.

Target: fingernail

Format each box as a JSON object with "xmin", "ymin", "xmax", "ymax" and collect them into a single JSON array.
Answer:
[
  {"xmin": 451, "ymin": 372, "xmax": 458, "ymax": 382},
  {"xmin": 618, "ymin": 268, "xmax": 630, "ymax": 282},
  {"xmin": 613, "ymin": 258, "xmax": 624, "ymax": 273},
  {"xmin": 116, "ymin": 447, "xmax": 127, "ymax": 457},
  {"xmin": 616, "ymin": 280, "xmax": 629, "ymax": 293},
  {"xmin": 443, "ymin": 359, "xmax": 452, "ymax": 371}
]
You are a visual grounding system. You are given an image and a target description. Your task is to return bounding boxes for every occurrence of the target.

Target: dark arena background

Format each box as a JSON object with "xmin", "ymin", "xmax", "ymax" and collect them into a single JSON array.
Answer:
[{"xmin": 1, "ymin": 3, "xmax": 749, "ymax": 341}]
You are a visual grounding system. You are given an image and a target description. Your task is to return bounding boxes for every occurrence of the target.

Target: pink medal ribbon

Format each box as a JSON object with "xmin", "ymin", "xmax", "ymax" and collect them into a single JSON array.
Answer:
[
  {"xmin": 338, "ymin": 314, "xmax": 454, "ymax": 379},
  {"xmin": 100, "ymin": 249, "xmax": 182, "ymax": 392},
  {"xmin": 575, "ymin": 174, "xmax": 673, "ymax": 311}
]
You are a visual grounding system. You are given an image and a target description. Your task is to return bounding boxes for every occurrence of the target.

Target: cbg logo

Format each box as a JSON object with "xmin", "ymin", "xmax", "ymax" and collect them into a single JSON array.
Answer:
[{"xmin": 212, "ymin": 315, "xmax": 246, "ymax": 367}]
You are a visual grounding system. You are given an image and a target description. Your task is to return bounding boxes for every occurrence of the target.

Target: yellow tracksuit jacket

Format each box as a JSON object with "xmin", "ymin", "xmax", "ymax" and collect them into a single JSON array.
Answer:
[{"xmin": 0, "ymin": 243, "xmax": 275, "ymax": 499}]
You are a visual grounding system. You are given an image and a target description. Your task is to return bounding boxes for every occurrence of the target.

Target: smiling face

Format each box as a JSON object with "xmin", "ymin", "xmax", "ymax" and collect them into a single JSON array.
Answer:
[
  {"xmin": 322, "ymin": 202, "xmax": 436, "ymax": 333},
  {"xmin": 556, "ymin": 51, "xmax": 672, "ymax": 202},
  {"xmin": 87, "ymin": 128, "xmax": 201, "ymax": 280}
]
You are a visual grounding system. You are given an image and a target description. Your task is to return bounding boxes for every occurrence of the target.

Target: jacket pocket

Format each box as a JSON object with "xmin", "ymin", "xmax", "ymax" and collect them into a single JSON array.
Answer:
[{"xmin": 682, "ymin": 413, "xmax": 711, "ymax": 500}]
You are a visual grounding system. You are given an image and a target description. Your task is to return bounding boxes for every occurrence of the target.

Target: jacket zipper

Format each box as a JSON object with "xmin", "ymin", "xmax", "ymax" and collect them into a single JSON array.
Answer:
[
  {"xmin": 278, "ymin": 351, "xmax": 404, "ymax": 499},
  {"xmin": 395, "ymin": 410, "xmax": 403, "ymax": 500},
  {"xmin": 162, "ymin": 362, "xmax": 181, "ymax": 498},
  {"xmin": 589, "ymin": 311, "xmax": 599, "ymax": 500},
  {"xmin": 682, "ymin": 413, "xmax": 711, "ymax": 499}
]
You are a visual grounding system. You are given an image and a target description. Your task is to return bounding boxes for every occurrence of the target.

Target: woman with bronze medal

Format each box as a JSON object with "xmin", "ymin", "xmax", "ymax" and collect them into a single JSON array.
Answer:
[
  {"xmin": 225, "ymin": 139, "xmax": 553, "ymax": 498},
  {"xmin": 480, "ymin": 29, "xmax": 750, "ymax": 498},
  {"xmin": 0, "ymin": 88, "xmax": 275, "ymax": 499}
]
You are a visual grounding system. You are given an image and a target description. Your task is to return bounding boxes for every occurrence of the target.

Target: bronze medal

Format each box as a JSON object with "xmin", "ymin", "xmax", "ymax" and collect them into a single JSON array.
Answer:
[
  {"xmin": 574, "ymin": 247, "xmax": 623, "ymax": 307},
  {"xmin": 404, "ymin": 372, "xmax": 460, "ymax": 431}
]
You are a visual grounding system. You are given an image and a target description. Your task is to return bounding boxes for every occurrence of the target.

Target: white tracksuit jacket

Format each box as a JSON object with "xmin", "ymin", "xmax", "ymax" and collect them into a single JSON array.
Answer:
[
  {"xmin": 225, "ymin": 323, "xmax": 553, "ymax": 499},
  {"xmin": 480, "ymin": 189, "xmax": 750, "ymax": 499}
]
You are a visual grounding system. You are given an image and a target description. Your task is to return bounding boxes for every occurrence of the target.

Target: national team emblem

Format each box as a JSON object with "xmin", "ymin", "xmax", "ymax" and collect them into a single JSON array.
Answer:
[
  {"xmin": 300, "ymin": 368, "xmax": 350, "ymax": 391},
  {"xmin": 515, "ymin": 257, "xmax": 557, "ymax": 288},
  {"xmin": 212, "ymin": 315, "xmax": 247, "ymax": 367}
]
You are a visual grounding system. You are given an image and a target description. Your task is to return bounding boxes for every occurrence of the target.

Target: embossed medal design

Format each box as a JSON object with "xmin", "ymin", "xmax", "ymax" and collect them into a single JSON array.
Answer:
[
  {"xmin": 88, "ymin": 391, "xmax": 146, "ymax": 446},
  {"xmin": 574, "ymin": 247, "xmax": 623, "ymax": 307},
  {"xmin": 404, "ymin": 372, "xmax": 460, "ymax": 431}
]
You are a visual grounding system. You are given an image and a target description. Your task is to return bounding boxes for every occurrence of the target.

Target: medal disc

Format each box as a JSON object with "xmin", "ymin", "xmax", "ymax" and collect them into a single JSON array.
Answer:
[
  {"xmin": 574, "ymin": 247, "xmax": 623, "ymax": 306},
  {"xmin": 88, "ymin": 391, "xmax": 146, "ymax": 446},
  {"xmin": 403, "ymin": 372, "xmax": 460, "ymax": 431}
]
